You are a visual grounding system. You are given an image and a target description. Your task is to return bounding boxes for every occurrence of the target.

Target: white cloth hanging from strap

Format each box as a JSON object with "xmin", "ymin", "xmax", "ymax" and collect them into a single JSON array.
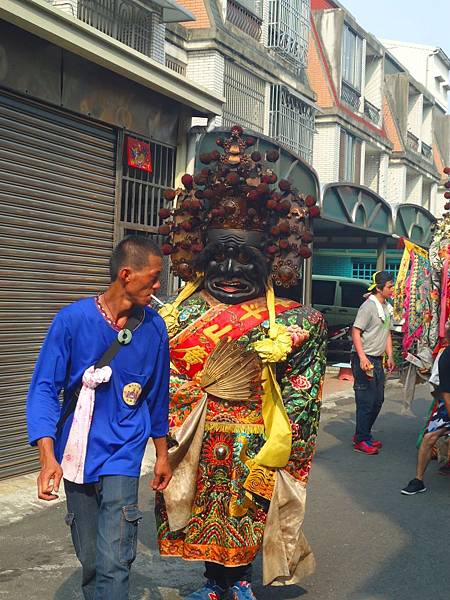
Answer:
[
  {"xmin": 61, "ymin": 365, "xmax": 112, "ymax": 483},
  {"xmin": 368, "ymin": 294, "xmax": 393, "ymax": 322}
]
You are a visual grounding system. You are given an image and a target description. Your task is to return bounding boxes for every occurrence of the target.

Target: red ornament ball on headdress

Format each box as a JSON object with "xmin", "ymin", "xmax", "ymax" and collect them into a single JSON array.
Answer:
[
  {"xmin": 161, "ymin": 244, "xmax": 173, "ymax": 255},
  {"xmin": 158, "ymin": 224, "xmax": 171, "ymax": 236},
  {"xmin": 210, "ymin": 150, "xmax": 221, "ymax": 161},
  {"xmin": 266, "ymin": 150, "xmax": 280, "ymax": 163},
  {"xmin": 444, "ymin": 166, "xmax": 450, "ymax": 175},
  {"xmin": 181, "ymin": 174, "xmax": 193, "ymax": 188},
  {"xmin": 159, "ymin": 208, "xmax": 171, "ymax": 220},
  {"xmin": 279, "ymin": 179, "xmax": 291, "ymax": 192},
  {"xmin": 279, "ymin": 239, "xmax": 290, "ymax": 250},
  {"xmin": 246, "ymin": 137, "xmax": 255, "ymax": 147},
  {"xmin": 305, "ymin": 195, "xmax": 316, "ymax": 207},
  {"xmin": 299, "ymin": 246, "xmax": 312, "ymax": 259},
  {"xmin": 301, "ymin": 230, "xmax": 313, "ymax": 243},
  {"xmin": 278, "ymin": 220, "xmax": 290, "ymax": 234},
  {"xmin": 266, "ymin": 199, "xmax": 277, "ymax": 210},
  {"xmin": 163, "ymin": 188, "xmax": 176, "ymax": 201},
  {"xmin": 309, "ymin": 206, "xmax": 321, "ymax": 218},
  {"xmin": 226, "ymin": 172, "xmax": 240, "ymax": 186},
  {"xmin": 251, "ymin": 151, "xmax": 262, "ymax": 162},
  {"xmin": 444, "ymin": 191, "xmax": 450, "ymax": 199},
  {"xmin": 181, "ymin": 220, "xmax": 193, "ymax": 231}
]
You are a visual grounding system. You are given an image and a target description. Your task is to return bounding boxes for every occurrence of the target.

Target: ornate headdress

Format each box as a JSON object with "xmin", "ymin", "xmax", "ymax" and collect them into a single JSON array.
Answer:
[{"xmin": 158, "ymin": 125, "xmax": 320, "ymax": 288}]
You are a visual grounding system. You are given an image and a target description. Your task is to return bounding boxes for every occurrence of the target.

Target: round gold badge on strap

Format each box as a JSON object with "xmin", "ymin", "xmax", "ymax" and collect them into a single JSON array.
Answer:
[{"xmin": 118, "ymin": 328, "xmax": 132, "ymax": 345}]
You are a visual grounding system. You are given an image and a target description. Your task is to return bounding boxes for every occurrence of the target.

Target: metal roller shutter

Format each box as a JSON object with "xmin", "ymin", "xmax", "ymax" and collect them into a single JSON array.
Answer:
[{"xmin": 0, "ymin": 92, "xmax": 117, "ymax": 479}]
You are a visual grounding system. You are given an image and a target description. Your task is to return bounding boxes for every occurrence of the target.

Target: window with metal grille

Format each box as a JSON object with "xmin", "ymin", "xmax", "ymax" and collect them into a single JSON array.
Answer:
[
  {"xmin": 269, "ymin": 85, "xmax": 315, "ymax": 162},
  {"xmin": 266, "ymin": 0, "xmax": 310, "ymax": 72},
  {"xmin": 223, "ymin": 61, "xmax": 265, "ymax": 132},
  {"xmin": 77, "ymin": 0, "xmax": 163, "ymax": 61},
  {"xmin": 120, "ymin": 135, "xmax": 176, "ymax": 234},
  {"xmin": 352, "ymin": 261, "xmax": 376, "ymax": 280},
  {"xmin": 120, "ymin": 134, "xmax": 177, "ymax": 295},
  {"xmin": 352, "ymin": 261, "xmax": 400, "ymax": 280}
]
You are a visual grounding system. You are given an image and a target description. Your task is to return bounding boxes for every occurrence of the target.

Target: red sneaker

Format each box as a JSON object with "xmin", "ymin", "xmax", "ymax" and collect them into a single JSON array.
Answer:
[
  {"xmin": 353, "ymin": 436, "xmax": 382, "ymax": 449},
  {"xmin": 353, "ymin": 440, "xmax": 379, "ymax": 455}
]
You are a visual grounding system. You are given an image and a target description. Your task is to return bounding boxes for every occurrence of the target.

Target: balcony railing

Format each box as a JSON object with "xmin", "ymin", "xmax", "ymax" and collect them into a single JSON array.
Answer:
[
  {"xmin": 406, "ymin": 130, "xmax": 419, "ymax": 153},
  {"xmin": 421, "ymin": 141, "xmax": 432, "ymax": 161},
  {"xmin": 363, "ymin": 99, "xmax": 381, "ymax": 126},
  {"xmin": 341, "ymin": 80, "xmax": 361, "ymax": 111},
  {"xmin": 77, "ymin": 0, "xmax": 160, "ymax": 59},
  {"xmin": 227, "ymin": 0, "xmax": 262, "ymax": 41}
]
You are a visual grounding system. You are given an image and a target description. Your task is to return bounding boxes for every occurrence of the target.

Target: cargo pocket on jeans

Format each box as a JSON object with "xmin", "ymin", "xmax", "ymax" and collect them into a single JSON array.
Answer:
[
  {"xmin": 65, "ymin": 512, "xmax": 82, "ymax": 560},
  {"xmin": 119, "ymin": 505, "xmax": 143, "ymax": 565}
]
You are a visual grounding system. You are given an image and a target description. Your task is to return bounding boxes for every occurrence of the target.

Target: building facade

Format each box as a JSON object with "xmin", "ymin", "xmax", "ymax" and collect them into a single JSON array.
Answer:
[
  {"xmin": 167, "ymin": 0, "xmax": 318, "ymax": 163},
  {"xmin": 0, "ymin": 0, "xmax": 223, "ymax": 478},
  {"xmin": 308, "ymin": 0, "xmax": 448, "ymax": 279}
]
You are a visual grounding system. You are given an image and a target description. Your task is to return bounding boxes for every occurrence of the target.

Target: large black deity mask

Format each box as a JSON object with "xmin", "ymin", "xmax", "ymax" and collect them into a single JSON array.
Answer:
[{"xmin": 195, "ymin": 229, "xmax": 270, "ymax": 305}]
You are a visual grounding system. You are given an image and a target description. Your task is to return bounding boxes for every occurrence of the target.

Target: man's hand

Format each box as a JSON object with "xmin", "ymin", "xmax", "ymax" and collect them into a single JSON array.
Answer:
[
  {"xmin": 359, "ymin": 355, "xmax": 373, "ymax": 372},
  {"xmin": 150, "ymin": 455, "xmax": 172, "ymax": 492},
  {"xmin": 37, "ymin": 437, "xmax": 63, "ymax": 501},
  {"xmin": 386, "ymin": 356, "xmax": 396, "ymax": 373}
]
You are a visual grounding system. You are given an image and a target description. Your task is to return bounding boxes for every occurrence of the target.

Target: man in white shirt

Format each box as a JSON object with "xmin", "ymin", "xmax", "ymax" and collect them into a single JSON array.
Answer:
[{"xmin": 351, "ymin": 271, "xmax": 395, "ymax": 455}]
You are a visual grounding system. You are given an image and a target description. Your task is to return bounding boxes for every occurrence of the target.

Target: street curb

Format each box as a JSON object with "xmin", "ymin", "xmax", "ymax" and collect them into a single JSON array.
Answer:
[{"xmin": 0, "ymin": 445, "xmax": 156, "ymax": 528}]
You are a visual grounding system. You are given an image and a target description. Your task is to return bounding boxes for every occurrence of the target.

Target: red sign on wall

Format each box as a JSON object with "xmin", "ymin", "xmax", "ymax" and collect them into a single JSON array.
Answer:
[{"xmin": 126, "ymin": 136, "xmax": 153, "ymax": 173}]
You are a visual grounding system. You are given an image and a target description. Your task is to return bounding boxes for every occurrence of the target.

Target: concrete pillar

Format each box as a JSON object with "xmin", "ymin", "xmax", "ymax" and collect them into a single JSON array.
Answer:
[{"xmin": 376, "ymin": 238, "xmax": 387, "ymax": 271}]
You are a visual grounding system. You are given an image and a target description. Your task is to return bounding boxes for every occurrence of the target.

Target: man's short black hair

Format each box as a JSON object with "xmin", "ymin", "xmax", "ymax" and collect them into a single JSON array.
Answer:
[
  {"xmin": 373, "ymin": 270, "xmax": 395, "ymax": 292},
  {"xmin": 110, "ymin": 236, "xmax": 162, "ymax": 281}
]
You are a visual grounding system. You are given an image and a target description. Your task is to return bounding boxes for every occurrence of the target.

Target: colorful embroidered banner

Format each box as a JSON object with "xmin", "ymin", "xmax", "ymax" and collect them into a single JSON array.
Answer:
[{"xmin": 126, "ymin": 136, "xmax": 153, "ymax": 173}]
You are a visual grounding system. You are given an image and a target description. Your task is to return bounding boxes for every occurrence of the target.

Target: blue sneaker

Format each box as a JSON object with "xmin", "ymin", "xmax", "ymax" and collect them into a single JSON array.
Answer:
[
  {"xmin": 185, "ymin": 579, "xmax": 227, "ymax": 600},
  {"xmin": 229, "ymin": 581, "xmax": 257, "ymax": 600}
]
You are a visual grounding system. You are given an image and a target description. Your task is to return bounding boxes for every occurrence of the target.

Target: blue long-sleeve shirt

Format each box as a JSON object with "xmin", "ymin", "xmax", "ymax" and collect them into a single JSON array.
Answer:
[{"xmin": 27, "ymin": 297, "xmax": 169, "ymax": 483}]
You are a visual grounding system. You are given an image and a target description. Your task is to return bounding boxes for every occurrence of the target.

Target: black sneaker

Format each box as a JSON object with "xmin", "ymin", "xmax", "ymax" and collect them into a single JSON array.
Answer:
[{"xmin": 401, "ymin": 478, "xmax": 427, "ymax": 495}]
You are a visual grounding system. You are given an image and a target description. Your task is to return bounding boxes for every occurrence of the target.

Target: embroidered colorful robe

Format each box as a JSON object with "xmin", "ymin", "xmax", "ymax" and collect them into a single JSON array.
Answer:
[{"xmin": 155, "ymin": 292, "xmax": 327, "ymax": 570}]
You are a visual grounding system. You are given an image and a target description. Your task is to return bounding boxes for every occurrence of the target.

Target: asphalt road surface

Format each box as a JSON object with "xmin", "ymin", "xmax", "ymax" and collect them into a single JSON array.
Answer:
[{"xmin": 1, "ymin": 382, "xmax": 447, "ymax": 600}]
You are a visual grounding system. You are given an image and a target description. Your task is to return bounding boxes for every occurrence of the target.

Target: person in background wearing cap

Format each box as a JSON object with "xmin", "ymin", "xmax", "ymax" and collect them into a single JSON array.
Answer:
[
  {"xmin": 401, "ymin": 320, "xmax": 450, "ymax": 495},
  {"xmin": 351, "ymin": 271, "xmax": 396, "ymax": 455},
  {"xmin": 153, "ymin": 126, "xmax": 327, "ymax": 600}
]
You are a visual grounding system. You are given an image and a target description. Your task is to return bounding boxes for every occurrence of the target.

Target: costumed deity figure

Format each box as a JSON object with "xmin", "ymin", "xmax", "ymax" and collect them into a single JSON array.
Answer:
[{"xmin": 154, "ymin": 126, "xmax": 327, "ymax": 600}]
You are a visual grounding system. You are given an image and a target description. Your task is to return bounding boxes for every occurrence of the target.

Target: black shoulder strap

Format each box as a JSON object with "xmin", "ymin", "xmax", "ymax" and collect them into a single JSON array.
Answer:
[{"xmin": 56, "ymin": 309, "xmax": 143, "ymax": 434}]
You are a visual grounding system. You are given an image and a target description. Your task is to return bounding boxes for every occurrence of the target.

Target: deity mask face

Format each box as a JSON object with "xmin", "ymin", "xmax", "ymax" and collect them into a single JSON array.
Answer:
[{"xmin": 195, "ymin": 229, "xmax": 269, "ymax": 304}]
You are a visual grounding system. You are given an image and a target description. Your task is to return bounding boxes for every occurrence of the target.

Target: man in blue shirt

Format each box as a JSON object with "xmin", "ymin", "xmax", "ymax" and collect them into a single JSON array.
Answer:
[{"xmin": 27, "ymin": 236, "xmax": 171, "ymax": 600}]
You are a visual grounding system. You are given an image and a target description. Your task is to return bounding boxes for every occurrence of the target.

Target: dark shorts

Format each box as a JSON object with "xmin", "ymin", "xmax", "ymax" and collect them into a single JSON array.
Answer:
[{"xmin": 426, "ymin": 399, "xmax": 450, "ymax": 434}]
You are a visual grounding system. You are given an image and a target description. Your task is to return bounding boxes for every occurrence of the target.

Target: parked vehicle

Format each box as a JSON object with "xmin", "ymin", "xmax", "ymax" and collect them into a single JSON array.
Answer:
[{"xmin": 312, "ymin": 275, "xmax": 371, "ymax": 328}]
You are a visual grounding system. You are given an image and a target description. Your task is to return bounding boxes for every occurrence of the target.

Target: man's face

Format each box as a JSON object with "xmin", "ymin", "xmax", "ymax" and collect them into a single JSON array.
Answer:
[
  {"xmin": 202, "ymin": 239, "xmax": 268, "ymax": 305},
  {"xmin": 123, "ymin": 254, "xmax": 162, "ymax": 306},
  {"xmin": 379, "ymin": 280, "xmax": 395, "ymax": 301}
]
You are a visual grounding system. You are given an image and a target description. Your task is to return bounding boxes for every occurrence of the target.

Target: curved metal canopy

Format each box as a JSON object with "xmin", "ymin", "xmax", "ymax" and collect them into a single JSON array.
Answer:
[
  {"xmin": 321, "ymin": 183, "xmax": 393, "ymax": 236},
  {"xmin": 321, "ymin": 184, "xmax": 436, "ymax": 247},
  {"xmin": 392, "ymin": 203, "xmax": 436, "ymax": 246}
]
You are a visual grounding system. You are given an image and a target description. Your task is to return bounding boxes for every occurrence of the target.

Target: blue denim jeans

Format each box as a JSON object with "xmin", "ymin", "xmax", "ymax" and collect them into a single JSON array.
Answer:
[
  {"xmin": 64, "ymin": 476, "xmax": 141, "ymax": 600},
  {"xmin": 351, "ymin": 354, "xmax": 385, "ymax": 443}
]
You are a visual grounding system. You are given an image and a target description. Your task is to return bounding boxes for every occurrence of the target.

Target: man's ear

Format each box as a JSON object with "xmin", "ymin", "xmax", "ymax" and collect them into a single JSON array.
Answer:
[{"xmin": 118, "ymin": 266, "xmax": 132, "ymax": 284}]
